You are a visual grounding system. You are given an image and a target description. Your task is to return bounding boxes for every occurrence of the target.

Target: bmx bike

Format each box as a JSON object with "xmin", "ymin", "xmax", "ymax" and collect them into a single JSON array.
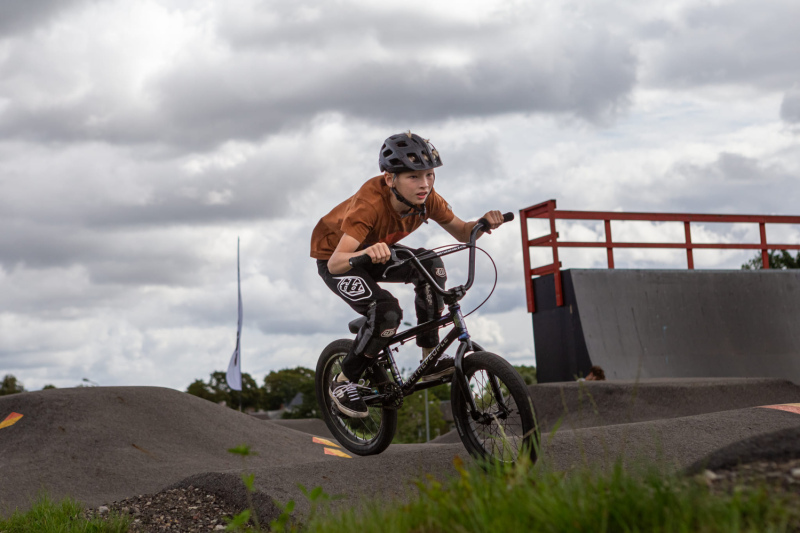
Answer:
[{"xmin": 314, "ymin": 213, "xmax": 539, "ymax": 465}]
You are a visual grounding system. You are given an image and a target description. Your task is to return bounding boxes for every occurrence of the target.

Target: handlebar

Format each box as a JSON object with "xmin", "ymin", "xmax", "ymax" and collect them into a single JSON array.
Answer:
[{"xmin": 349, "ymin": 212, "xmax": 514, "ymax": 304}]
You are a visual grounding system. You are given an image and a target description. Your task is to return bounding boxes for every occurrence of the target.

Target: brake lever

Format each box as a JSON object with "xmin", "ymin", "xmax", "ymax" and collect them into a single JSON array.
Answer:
[{"xmin": 381, "ymin": 249, "xmax": 408, "ymax": 279}]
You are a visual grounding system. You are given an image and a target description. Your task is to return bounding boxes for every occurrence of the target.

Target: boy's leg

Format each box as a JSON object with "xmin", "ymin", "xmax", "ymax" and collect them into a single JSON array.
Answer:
[
  {"xmin": 378, "ymin": 246, "xmax": 447, "ymax": 349},
  {"xmin": 377, "ymin": 247, "xmax": 454, "ymax": 382},
  {"xmin": 317, "ymin": 260, "xmax": 403, "ymax": 381}
]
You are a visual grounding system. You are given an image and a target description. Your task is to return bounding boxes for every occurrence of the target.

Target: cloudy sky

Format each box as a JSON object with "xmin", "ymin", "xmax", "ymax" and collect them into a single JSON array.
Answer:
[{"xmin": 1, "ymin": 0, "xmax": 798, "ymax": 391}]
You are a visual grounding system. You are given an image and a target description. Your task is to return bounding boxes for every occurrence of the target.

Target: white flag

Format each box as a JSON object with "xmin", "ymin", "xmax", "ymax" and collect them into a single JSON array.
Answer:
[{"xmin": 226, "ymin": 238, "xmax": 243, "ymax": 392}]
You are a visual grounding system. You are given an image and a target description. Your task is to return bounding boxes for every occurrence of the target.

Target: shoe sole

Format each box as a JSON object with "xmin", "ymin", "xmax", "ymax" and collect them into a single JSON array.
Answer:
[{"xmin": 328, "ymin": 388, "xmax": 370, "ymax": 419}]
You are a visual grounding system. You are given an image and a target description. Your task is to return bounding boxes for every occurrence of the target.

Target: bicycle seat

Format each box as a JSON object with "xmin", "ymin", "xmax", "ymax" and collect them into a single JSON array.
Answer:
[{"xmin": 348, "ymin": 316, "xmax": 367, "ymax": 334}]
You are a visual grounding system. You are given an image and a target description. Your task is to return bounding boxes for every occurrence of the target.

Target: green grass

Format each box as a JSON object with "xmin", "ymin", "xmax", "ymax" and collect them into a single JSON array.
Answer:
[
  {"xmin": 5, "ymin": 459, "xmax": 799, "ymax": 533},
  {"xmin": 0, "ymin": 494, "xmax": 129, "ymax": 533},
  {"xmin": 302, "ymin": 457, "xmax": 800, "ymax": 533}
]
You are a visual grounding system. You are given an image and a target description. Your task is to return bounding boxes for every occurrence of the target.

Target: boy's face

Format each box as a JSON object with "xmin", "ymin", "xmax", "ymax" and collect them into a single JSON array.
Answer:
[{"xmin": 384, "ymin": 169, "xmax": 436, "ymax": 206}]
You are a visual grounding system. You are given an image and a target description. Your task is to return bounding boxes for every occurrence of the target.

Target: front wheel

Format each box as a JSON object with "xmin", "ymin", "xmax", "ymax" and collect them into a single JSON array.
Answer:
[
  {"xmin": 315, "ymin": 339, "xmax": 397, "ymax": 456},
  {"xmin": 451, "ymin": 351, "xmax": 539, "ymax": 465}
]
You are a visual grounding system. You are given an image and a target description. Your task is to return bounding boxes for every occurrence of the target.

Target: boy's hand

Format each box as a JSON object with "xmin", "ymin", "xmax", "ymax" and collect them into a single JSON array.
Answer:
[
  {"xmin": 481, "ymin": 210, "xmax": 505, "ymax": 234},
  {"xmin": 363, "ymin": 243, "xmax": 392, "ymax": 264}
]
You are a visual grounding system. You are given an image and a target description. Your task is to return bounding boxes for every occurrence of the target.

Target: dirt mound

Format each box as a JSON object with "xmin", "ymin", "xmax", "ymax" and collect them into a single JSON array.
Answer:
[{"xmin": 0, "ymin": 386, "xmax": 338, "ymax": 515}]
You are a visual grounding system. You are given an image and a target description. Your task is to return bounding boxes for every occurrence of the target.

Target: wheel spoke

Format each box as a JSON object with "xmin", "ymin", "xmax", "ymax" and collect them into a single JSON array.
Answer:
[
  {"xmin": 327, "ymin": 352, "xmax": 384, "ymax": 445},
  {"xmin": 465, "ymin": 368, "xmax": 527, "ymax": 462}
]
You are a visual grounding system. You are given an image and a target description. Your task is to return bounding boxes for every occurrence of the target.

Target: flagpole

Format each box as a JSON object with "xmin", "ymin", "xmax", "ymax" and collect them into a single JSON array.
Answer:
[
  {"xmin": 226, "ymin": 237, "xmax": 244, "ymax": 410},
  {"xmin": 237, "ymin": 237, "xmax": 242, "ymax": 413}
]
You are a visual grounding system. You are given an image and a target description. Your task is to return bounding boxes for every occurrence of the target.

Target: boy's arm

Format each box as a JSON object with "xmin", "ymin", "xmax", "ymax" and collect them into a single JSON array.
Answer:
[
  {"xmin": 328, "ymin": 234, "xmax": 392, "ymax": 275},
  {"xmin": 440, "ymin": 211, "xmax": 505, "ymax": 243}
]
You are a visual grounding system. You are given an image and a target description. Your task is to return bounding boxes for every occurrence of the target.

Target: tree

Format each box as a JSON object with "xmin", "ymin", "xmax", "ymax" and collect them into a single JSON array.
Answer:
[
  {"xmin": 263, "ymin": 367, "xmax": 315, "ymax": 411},
  {"xmin": 393, "ymin": 390, "xmax": 449, "ymax": 444},
  {"xmin": 280, "ymin": 379, "xmax": 320, "ymax": 419},
  {"xmin": 514, "ymin": 365, "xmax": 537, "ymax": 385},
  {"xmin": 186, "ymin": 371, "xmax": 262, "ymax": 411},
  {"xmin": 1, "ymin": 374, "xmax": 25, "ymax": 396},
  {"xmin": 742, "ymin": 250, "xmax": 800, "ymax": 270}
]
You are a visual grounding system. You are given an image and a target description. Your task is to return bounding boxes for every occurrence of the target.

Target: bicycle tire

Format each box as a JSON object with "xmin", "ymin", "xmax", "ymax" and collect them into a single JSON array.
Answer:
[
  {"xmin": 450, "ymin": 351, "xmax": 539, "ymax": 465},
  {"xmin": 315, "ymin": 339, "xmax": 398, "ymax": 456}
]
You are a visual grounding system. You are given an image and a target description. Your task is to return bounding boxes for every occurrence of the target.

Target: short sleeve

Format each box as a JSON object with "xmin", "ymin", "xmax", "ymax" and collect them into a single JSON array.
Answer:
[
  {"xmin": 340, "ymin": 199, "xmax": 378, "ymax": 244},
  {"xmin": 427, "ymin": 189, "xmax": 455, "ymax": 225}
]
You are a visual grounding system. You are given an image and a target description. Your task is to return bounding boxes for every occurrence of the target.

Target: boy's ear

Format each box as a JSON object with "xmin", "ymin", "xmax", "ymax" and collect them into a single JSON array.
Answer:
[{"xmin": 383, "ymin": 171, "xmax": 394, "ymax": 185}]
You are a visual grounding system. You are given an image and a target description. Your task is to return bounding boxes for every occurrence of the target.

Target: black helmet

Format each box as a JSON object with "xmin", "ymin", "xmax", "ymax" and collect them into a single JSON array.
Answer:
[{"xmin": 379, "ymin": 131, "xmax": 442, "ymax": 174}]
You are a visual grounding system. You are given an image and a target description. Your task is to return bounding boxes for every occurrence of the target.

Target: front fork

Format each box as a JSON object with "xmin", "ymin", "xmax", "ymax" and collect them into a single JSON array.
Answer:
[
  {"xmin": 452, "ymin": 304, "xmax": 510, "ymax": 421},
  {"xmin": 452, "ymin": 305, "xmax": 483, "ymax": 417}
]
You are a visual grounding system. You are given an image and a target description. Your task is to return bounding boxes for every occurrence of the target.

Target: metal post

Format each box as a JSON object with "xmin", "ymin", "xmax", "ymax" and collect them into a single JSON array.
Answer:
[
  {"xmin": 759, "ymin": 222, "xmax": 769, "ymax": 269},
  {"xmin": 424, "ymin": 389, "xmax": 430, "ymax": 442},
  {"xmin": 520, "ymin": 208, "xmax": 535, "ymax": 313},
  {"xmin": 604, "ymin": 219, "xmax": 614, "ymax": 268},
  {"xmin": 549, "ymin": 201, "xmax": 563, "ymax": 306},
  {"xmin": 684, "ymin": 221, "xmax": 694, "ymax": 269}
]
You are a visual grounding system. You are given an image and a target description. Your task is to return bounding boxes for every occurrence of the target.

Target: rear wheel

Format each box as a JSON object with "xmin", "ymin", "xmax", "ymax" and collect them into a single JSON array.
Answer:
[
  {"xmin": 315, "ymin": 339, "xmax": 397, "ymax": 456},
  {"xmin": 451, "ymin": 351, "xmax": 539, "ymax": 465}
]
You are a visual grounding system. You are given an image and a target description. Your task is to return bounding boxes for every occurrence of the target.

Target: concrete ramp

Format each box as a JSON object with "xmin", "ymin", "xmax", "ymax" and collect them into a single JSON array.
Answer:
[
  {"xmin": 431, "ymin": 377, "xmax": 800, "ymax": 442},
  {"xmin": 532, "ymin": 269, "xmax": 800, "ymax": 383},
  {"xmin": 542, "ymin": 405, "xmax": 800, "ymax": 472}
]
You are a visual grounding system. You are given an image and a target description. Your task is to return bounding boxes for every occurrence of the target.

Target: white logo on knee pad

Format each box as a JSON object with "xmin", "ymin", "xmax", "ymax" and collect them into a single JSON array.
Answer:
[
  {"xmin": 336, "ymin": 276, "xmax": 373, "ymax": 301},
  {"xmin": 380, "ymin": 328, "xmax": 396, "ymax": 337},
  {"xmin": 435, "ymin": 267, "xmax": 446, "ymax": 277}
]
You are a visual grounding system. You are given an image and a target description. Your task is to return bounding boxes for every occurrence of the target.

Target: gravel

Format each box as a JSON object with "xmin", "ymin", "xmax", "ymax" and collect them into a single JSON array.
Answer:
[
  {"xmin": 83, "ymin": 472, "xmax": 286, "ymax": 532},
  {"xmin": 82, "ymin": 459, "xmax": 800, "ymax": 532},
  {"xmin": 84, "ymin": 486, "xmax": 244, "ymax": 532},
  {"xmin": 703, "ymin": 457, "xmax": 800, "ymax": 497}
]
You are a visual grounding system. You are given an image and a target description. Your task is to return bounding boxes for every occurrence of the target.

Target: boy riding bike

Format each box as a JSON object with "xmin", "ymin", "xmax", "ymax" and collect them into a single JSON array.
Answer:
[{"xmin": 310, "ymin": 131, "xmax": 505, "ymax": 418}]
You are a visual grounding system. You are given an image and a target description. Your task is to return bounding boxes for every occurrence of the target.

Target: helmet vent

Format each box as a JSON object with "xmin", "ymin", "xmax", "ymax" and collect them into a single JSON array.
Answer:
[
  {"xmin": 396, "ymin": 141, "xmax": 408, "ymax": 148},
  {"xmin": 382, "ymin": 149, "xmax": 393, "ymax": 157}
]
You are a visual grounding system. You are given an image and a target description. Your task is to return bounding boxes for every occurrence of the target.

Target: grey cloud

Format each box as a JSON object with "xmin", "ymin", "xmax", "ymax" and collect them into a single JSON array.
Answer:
[
  {"xmin": 646, "ymin": 0, "xmax": 800, "ymax": 90},
  {"xmin": 663, "ymin": 151, "xmax": 798, "ymax": 214},
  {"xmin": 0, "ymin": 2, "xmax": 636, "ymax": 150},
  {"xmin": 780, "ymin": 86, "xmax": 800, "ymax": 123},
  {"xmin": 151, "ymin": 40, "xmax": 633, "ymax": 149},
  {"xmin": 0, "ymin": 140, "xmax": 317, "ymax": 233},
  {"xmin": 680, "ymin": 152, "xmax": 787, "ymax": 183},
  {"xmin": 0, "ymin": 225, "xmax": 209, "ymax": 287},
  {"xmin": 0, "ymin": 0, "xmax": 88, "ymax": 38}
]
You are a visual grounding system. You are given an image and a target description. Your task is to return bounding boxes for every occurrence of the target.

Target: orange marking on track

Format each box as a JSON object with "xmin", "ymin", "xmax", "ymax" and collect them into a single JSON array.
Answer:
[
  {"xmin": 760, "ymin": 403, "xmax": 800, "ymax": 415},
  {"xmin": 324, "ymin": 447, "xmax": 352, "ymax": 458},
  {"xmin": 0, "ymin": 412, "xmax": 23, "ymax": 429},
  {"xmin": 312, "ymin": 437, "xmax": 340, "ymax": 448}
]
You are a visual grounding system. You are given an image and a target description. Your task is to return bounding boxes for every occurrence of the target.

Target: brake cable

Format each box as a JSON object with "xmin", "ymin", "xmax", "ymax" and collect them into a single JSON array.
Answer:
[{"xmin": 423, "ymin": 244, "xmax": 498, "ymax": 317}]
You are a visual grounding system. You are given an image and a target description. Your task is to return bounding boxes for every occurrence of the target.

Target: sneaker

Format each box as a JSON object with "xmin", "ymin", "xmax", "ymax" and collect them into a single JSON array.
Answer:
[
  {"xmin": 329, "ymin": 374, "xmax": 370, "ymax": 418},
  {"xmin": 419, "ymin": 354, "xmax": 455, "ymax": 383}
]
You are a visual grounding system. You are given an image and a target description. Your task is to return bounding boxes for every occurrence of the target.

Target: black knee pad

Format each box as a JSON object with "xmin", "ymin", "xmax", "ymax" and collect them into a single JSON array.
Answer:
[{"xmin": 355, "ymin": 298, "xmax": 402, "ymax": 357}]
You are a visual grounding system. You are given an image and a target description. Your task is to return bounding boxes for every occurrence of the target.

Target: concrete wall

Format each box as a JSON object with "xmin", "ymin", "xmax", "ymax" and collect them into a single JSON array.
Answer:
[{"xmin": 532, "ymin": 269, "xmax": 800, "ymax": 384}]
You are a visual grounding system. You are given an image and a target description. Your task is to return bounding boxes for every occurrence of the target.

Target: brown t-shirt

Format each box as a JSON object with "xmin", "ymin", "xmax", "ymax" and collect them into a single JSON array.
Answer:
[{"xmin": 310, "ymin": 175, "xmax": 455, "ymax": 260}]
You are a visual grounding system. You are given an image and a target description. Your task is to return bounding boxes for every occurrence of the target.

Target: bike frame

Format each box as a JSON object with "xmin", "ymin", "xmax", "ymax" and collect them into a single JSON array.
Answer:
[{"xmin": 358, "ymin": 218, "xmax": 510, "ymax": 420}]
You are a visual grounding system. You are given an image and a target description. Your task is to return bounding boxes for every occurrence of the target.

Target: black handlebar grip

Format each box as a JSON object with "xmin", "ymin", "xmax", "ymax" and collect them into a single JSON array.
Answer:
[
  {"xmin": 349, "ymin": 254, "xmax": 373, "ymax": 268},
  {"xmin": 477, "ymin": 212, "xmax": 516, "ymax": 230}
]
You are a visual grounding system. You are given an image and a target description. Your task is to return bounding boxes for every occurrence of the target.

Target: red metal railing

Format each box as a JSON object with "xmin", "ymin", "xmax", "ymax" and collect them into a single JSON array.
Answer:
[{"xmin": 520, "ymin": 199, "xmax": 800, "ymax": 313}]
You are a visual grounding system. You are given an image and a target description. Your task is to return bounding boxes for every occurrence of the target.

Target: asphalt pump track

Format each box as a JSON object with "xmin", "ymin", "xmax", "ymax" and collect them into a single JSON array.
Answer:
[{"xmin": 2, "ymin": 378, "xmax": 800, "ymax": 519}]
